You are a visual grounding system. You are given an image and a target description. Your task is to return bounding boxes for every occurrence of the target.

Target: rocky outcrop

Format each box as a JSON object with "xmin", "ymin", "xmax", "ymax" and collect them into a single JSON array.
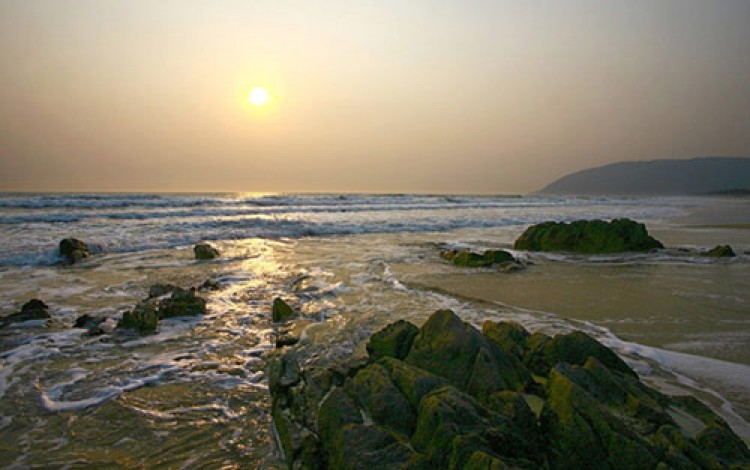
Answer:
[
  {"xmin": 194, "ymin": 242, "xmax": 220, "ymax": 260},
  {"xmin": 272, "ymin": 297, "xmax": 296, "ymax": 323},
  {"xmin": 118, "ymin": 285, "xmax": 206, "ymax": 333},
  {"xmin": 514, "ymin": 218, "xmax": 664, "ymax": 253},
  {"xmin": 705, "ymin": 245, "xmax": 736, "ymax": 257},
  {"xmin": 268, "ymin": 309, "xmax": 750, "ymax": 469},
  {"xmin": 59, "ymin": 238, "xmax": 90, "ymax": 264},
  {"xmin": 1, "ymin": 299, "xmax": 51, "ymax": 327},
  {"xmin": 441, "ymin": 249, "xmax": 518, "ymax": 268}
]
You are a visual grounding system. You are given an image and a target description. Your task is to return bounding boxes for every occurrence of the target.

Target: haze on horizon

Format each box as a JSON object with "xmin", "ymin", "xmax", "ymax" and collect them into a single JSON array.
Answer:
[{"xmin": 1, "ymin": 0, "xmax": 749, "ymax": 194}]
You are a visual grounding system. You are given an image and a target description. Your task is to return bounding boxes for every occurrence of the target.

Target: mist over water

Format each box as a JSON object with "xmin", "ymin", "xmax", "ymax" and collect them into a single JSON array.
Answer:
[{"xmin": 1, "ymin": 193, "xmax": 749, "ymax": 466}]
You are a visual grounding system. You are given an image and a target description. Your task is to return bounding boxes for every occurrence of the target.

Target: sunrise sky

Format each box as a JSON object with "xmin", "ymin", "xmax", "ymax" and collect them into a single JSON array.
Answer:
[{"xmin": 1, "ymin": 0, "xmax": 748, "ymax": 193}]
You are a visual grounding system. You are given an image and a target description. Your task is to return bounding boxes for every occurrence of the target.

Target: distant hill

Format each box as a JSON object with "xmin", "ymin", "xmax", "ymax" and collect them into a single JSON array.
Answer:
[{"xmin": 539, "ymin": 157, "xmax": 750, "ymax": 195}]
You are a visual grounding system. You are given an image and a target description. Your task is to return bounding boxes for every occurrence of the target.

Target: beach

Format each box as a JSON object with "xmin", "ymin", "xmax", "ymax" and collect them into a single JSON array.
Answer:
[{"xmin": 0, "ymin": 193, "xmax": 748, "ymax": 467}]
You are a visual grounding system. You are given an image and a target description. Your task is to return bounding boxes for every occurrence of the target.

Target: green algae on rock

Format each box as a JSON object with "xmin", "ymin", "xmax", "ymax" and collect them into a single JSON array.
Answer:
[
  {"xmin": 118, "ymin": 286, "xmax": 206, "ymax": 333},
  {"xmin": 268, "ymin": 309, "xmax": 750, "ymax": 469},
  {"xmin": 441, "ymin": 248, "xmax": 516, "ymax": 268},
  {"xmin": 705, "ymin": 245, "xmax": 736, "ymax": 257},
  {"xmin": 272, "ymin": 297, "xmax": 296, "ymax": 323},
  {"xmin": 514, "ymin": 218, "xmax": 664, "ymax": 253},
  {"xmin": 0, "ymin": 299, "xmax": 51, "ymax": 327},
  {"xmin": 193, "ymin": 242, "xmax": 220, "ymax": 260},
  {"xmin": 59, "ymin": 238, "xmax": 90, "ymax": 264}
]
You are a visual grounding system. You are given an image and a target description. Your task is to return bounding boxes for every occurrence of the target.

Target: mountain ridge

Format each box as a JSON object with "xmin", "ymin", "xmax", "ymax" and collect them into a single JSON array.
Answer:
[{"xmin": 538, "ymin": 157, "xmax": 750, "ymax": 195}]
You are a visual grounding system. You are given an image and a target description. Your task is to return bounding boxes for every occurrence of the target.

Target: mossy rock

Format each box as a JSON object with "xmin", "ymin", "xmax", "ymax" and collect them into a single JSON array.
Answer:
[
  {"xmin": 442, "ymin": 249, "xmax": 515, "ymax": 268},
  {"xmin": 377, "ymin": 357, "xmax": 449, "ymax": 410},
  {"xmin": 326, "ymin": 423, "xmax": 418, "ymax": 470},
  {"xmin": 272, "ymin": 297, "xmax": 296, "ymax": 323},
  {"xmin": 59, "ymin": 238, "xmax": 90, "ymax": 263},
  {"xmin": 344, "ymin": 363, "xmax": 416, "ymax": 436},
  {"xmin": 367, "ymin": 319, "xmax": 419, "ymax": 361},
  {"xmin": 1, "ymin": 299, "xmax": 51, "ymax": 327},
  {"xmin": 705, "ymin": 245, "xmax": 736, "ymax": 257},
  {"xmin": 119, "ymin": 302, "xmax": 159, "ymax": 333},
  {"xmin": 483, "ymin": 321, "xmax": 530, "ymax": 359},
  {"xmin": 541, "ymin": 365, "xmax": 659, "ymax": 470},
  {"xmin": 159, "ymin": 288, "xmax": 206, "ymax": 318},
  {"xmin": 405, "ymin": 310, "xmax": 532, "ymax": 399},
  {"xmin": 514, "ymin": 218, "xmax": 664, "ymax": 253},
  {"xmin": 117, "ymin": 287, "xmax": 206, "ymax": 333},
  {"xmin": 524, "ymin": 330, "xmax": 636, "ymax": 378},
  {"xmin": 193, "ymin": 242, "xmax": 220, "ymax": 260}
]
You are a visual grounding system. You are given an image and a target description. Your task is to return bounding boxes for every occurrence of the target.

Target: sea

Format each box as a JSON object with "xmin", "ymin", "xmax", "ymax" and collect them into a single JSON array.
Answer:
[{"xmin": 0, "ymin": 192, "xmax": 748, "ymax": 468}]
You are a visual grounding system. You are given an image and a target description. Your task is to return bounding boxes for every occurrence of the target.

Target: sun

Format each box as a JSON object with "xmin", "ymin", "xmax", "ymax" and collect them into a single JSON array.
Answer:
[{"xmin": 248, "ymin": 87, "xmax": 271, "ymax": 106}]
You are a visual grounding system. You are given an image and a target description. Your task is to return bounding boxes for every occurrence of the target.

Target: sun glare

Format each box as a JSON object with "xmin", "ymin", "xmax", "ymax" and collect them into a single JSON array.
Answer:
[{"xmin": 248, "ymin": 87, "xmax": 271, "ymax": 106}]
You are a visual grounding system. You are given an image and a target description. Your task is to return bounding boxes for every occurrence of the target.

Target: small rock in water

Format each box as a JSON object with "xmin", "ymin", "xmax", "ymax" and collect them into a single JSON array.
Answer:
[
  {"xmin": 59, "ymin": 238, "xmax": 90, "ymax": 264},
  {"xmin": 441, "ymin": 248, "xmax": 515, "ymax": 268},
  {"xmin": 272, "ymin": 297, "xmax": 296, "ymax": 323},
  {"xmin": 148, "ymin": 283, "xmax": 179, "ymax": 298},
  {"xmin": 73, "ymin": 314, "xmax": 104, "ymax": 330},
  {"xmin": 1, "ymin": 299, "xmax": 51, "ymax": 327},
  {"xmin": 194, "ymin": 242, "xmax": 220, "ymax": 260},
  {"xmin": 197, "ymin": 278, "xmax": 222, "ymax": 291},
  {"xmin": 705, "ymin": 244, "xmax": 736, "ymax": 257},
  {"xmin": 118, "ymin": 286, "xmax": 206, "ymax": 334}
]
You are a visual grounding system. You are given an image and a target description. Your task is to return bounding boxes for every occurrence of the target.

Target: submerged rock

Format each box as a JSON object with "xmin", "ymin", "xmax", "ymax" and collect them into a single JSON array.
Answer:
[
  {"xmin": 194, "ymin": 242, "xmax": 220, "ymax": 260},
  {"xmin": 272, "ymin": 297, "xmax": 296, "ymax": 323},
  {"xmin": 514, "ymin": 218, "xmax": 664, "ymax": 253},
  {"xmin": 59, "ymin": 238, "xmax": 90, "ymax": 264},
  {"xmin": 118, "ymin": 286, "xmax": 206, "ymax": 334},
  {"xmin": 705, "ymin": 244, "xmax": 736, "ymax": 257},
  {"xmin": 1, "ymin": 299, "xmax": 51, "ymax": 327},
  {"xmin": 441, "ymin": 248, "xmax": 516, "ymax": 268},
  {"xmin": 268, "ymin": 309, "xmax": 750, "ymax": 469}
]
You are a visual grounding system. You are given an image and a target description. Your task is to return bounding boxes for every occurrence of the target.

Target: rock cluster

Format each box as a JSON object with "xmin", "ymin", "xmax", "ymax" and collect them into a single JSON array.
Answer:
[
  {"xmin": 514, "ymin": 218, "xmax": 664, "ymax": 253},
  {"xmin": 268, "ymin": 309, "xmax": 750, "ymax": 469},
  {"xmin": 59, "ymin": 238, "xmax": 90, "ymax": 264},
  {"xmin": 118, "ymin": 285, "xmax": 206, "ymax": 333}
]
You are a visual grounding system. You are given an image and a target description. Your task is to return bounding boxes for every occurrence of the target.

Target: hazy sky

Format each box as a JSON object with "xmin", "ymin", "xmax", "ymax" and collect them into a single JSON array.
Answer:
[{"xmin": 1, "ymin": 0, "xmax": 749, "ymax": 193}]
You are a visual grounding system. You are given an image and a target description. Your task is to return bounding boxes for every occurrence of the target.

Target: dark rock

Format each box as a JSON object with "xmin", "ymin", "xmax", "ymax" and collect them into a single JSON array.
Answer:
[
  {"xmin": 117, "ymin": 287, "xmax": 206, "ymax": 333},
  {"xmin": 119, "ymin": 301, "xmax": 159, "ymax": 333},
  {"xmin": 193, "ymin": 242, "xmax": 220, "ymax": 260},
  {"xmin": 705, "ymin": 244, "xmax": 736, "ymax": 257},
  {"xmin": 366, "ymin": 319, "xmax": 419, "ymax": 361},
  {"xmin": 514, "ymin": 218, "xmax": 664, "ymax": 253},
  {"xmin": 405, "ymin": 310, "xmax": 532, "ymax": 399},
  {"xmin": 541, "ymin": 364, "xmax": 659, "ymax": 469},
  {"xmin": 272, "ymin": 297, "xmax": 296, "ymax": 323},
  {"xmin": 378, "ymin": 357, "xmax": 449, "ymax": 410},
  {"xmin": 276, "ymin": 334, "xmax": 300, "ymax": 348},
  {"xmin": 441, "ymin": 249, "xmax": 515, "ymax": 268},
  {"xmin": 59, "ymin": 238, "xmax": 90, "ymax": 264},
  {"xmin": 344, "ymin": 363, "xmax": 416, "ymax": 436},
  {"xmin": 73, "ymin": 314, "xmax": 104, "ymax": 330},
  {"xmin": 1, "ymin": 299, "xmax": 51, "ymax": 327},
  {"xmin": 482, "ymin": 320, "xmax": 530, "ymax": 359},
  {"xmin": 159, "ymin": 288, "xmax": 206, "ymax": 318},
  {"xmin": 148, "ymin": 283, "xmax": 179, "ymax": 298},
  {"xmin": 524, "ymin": 330, "xmax": 636, "ymax": 378},
  {"xmin": 198, "ymin": 279, "xmax": 222, "ymax": 291},
  {"xmin": 268, "ymin": 310, "xmax": 750, "ymax": 469}
]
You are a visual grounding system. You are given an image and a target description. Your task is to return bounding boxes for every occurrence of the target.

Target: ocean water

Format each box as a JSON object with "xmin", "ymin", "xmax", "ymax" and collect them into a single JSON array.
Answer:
[{"xmin": 0, "ymin": 193, "xmax": 748, "ymax": 467}]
